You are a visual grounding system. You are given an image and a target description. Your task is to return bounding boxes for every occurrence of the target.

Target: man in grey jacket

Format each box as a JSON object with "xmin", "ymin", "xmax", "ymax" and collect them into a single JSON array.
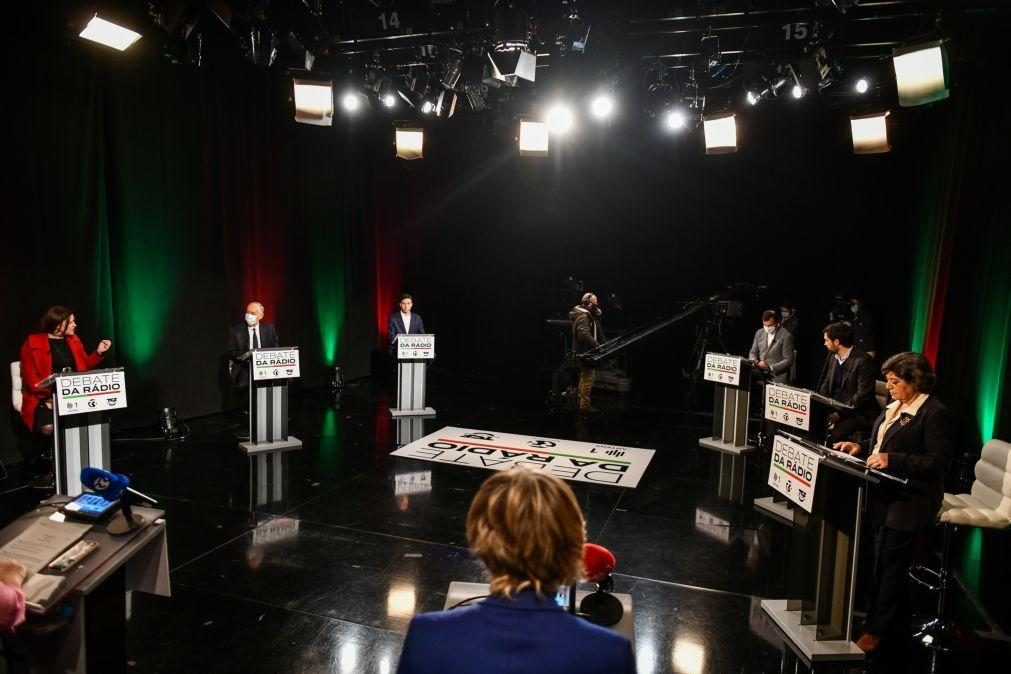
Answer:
[{"xmin": 748, "ymin": 310, "xmax": 795, "ymax": 384}]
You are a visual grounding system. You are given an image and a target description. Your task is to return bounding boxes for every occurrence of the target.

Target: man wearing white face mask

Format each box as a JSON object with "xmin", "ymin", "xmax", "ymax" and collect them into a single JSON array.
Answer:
[
  {"xmin": 228, "ymin": 301, "xmax": 280, "ymax": 389},
  {"xmin": 748, "ymin": 309, "xmax": 795, "ymax": 384}
]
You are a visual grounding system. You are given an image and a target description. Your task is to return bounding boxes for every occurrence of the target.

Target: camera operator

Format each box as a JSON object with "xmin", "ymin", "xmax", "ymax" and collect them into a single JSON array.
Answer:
[{"xmin": 571, "ymin": 293, "xmax": 603, "ymax": 414}]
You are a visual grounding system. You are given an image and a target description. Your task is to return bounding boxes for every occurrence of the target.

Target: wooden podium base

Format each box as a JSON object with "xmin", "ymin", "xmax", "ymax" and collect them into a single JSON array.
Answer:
[
  {"xmin": 238, "ymin": 437, "xmax": 303, "ymax": 455},
  {"xmin": 754, "ymin": 496, "xmax": 796, "ymax": 524},
  {"xmin": 761, "ymin": 599, "xmax": 865, "ymax": 663},
  {"xmin": 389, "ymin": 406, "xmax": 436, "ymax": 418}
]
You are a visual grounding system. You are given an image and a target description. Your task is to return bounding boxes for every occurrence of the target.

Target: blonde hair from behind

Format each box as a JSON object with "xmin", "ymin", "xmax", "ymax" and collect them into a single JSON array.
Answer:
[{"xmin": 466, "ymin": 467, "xmax": 586, "ymax": 598}]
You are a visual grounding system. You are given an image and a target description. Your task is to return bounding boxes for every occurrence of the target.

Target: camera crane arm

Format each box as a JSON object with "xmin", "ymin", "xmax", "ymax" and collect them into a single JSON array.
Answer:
[{"xmin": 578, "ymin": 284, "xmax": 755, "ymax": 365}]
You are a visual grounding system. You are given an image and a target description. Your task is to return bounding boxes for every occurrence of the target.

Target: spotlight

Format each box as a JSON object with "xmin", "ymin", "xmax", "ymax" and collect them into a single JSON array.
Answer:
[
  {"xmin": 746, "ymin": 91, "xmax": 759, "ymax": 106},
  {"xmin": 293, "ymin": 79, "xmax": 333, "ymax": 126},
  {"xmin": 159, "ymin": 407, "xmax": 180, "ymax": 439},
  {"xmin": 855, "ymin": 78, "xmax": 869, "ymax": 94},
  {"xmin": 791, "ymin": 84, "xmax": 804, "ymax": 99},
  {"xmin": 665, "ymin": 109, "xmax": 686, "ymax": 130},
  {"xmin": 893, "ymin": 41, "xmax": 949, "ymax": 107},
  {"xmin": 79, "ymin": 14, "xmax": 142, "ymax": 51},
  {"xmin": 703, "ymin": 113, "xmax": 738, "ymax": 154},
  {"xmin": 545, "ymin": 105, "xmax": 574, "ymax": 134},
  {"xmin": 395, "ymin": 128, "xmax": 424, "ymax": 160},
  {"xmin": 519, "ymin": 121, "xmax": 549, "ymax": 156},
  {"xmin": 420, "ymin": 100, "xmax": 434, "ymax": 115},
  {"xmin": 590, "ymin": 95, "xmax": 614, "ymax": 119},
  {"xmin": 850, "ymin": 111, "xmax": 890, "ymax": 154},
  {"xmin": 382, "ymin": 94, "xmax": 397, "ymax": 108},
  {"xmin": 342, "ymin": 93, "xmax": 360, "ymax": 112}
]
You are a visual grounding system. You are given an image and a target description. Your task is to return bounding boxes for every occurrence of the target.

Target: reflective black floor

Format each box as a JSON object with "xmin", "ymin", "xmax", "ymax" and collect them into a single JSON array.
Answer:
[{"xmin": 4, "ymin": 373, "xmax": 1009, "ymax": 673}]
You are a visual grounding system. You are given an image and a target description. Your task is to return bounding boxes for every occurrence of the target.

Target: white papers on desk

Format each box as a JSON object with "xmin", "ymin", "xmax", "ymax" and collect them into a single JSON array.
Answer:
[
  {"xmin": 0, "ymin": 518, "xmax": 92, "ymax": 573},
  {"xmin": 22, "ymin": 573, "xmax": 63, "ymax": 608}
]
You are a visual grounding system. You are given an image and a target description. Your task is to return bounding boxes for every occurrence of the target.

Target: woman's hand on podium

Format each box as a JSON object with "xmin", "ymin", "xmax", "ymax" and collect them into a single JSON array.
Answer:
[
  {"xmin": 833, "ymin": 441, "xmax": 861, "ymax": 456},
  {"xmin": 866, "ymin": 453, "xmax": 889, "ymax": 470},
  {"xmin": 97, "ymin": 339, "xmax": 112, "ymax": 355}
]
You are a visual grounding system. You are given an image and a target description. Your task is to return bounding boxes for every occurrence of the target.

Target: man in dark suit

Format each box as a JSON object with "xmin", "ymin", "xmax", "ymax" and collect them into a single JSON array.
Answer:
[
  {"xmin": 387, "ymin": 294, "xmax": 426, "ymax": 354},
  {"xmin": 748, "ymin": 309, "xmax": 795, "ymax": 384},
  {"xmin": 227, "ymin": 301, "xmax": 279, "ymax": 388},
  {"xmin": 817, "ymin": 321, "xmax": 879, "ymax": 443}
]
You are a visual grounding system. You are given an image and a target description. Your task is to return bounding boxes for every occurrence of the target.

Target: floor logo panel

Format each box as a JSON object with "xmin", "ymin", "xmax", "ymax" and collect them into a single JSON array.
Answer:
[{"xmin": 391, "ymin": 426, "xmax": 655, "ymax": 488}]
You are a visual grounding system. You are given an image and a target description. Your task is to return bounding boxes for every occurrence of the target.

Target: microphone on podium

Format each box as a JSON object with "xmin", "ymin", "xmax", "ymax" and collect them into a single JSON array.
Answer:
[
  {"xmin": 580, "ymin": 543, "xmax": 623, "ymax": 626},
  {"xmin": 80, "ymin": 467, "xmax": 157, "ymax": 535}
]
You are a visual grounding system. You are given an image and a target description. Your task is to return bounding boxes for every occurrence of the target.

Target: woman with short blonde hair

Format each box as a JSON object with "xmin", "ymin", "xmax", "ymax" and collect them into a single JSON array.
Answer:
[
  {"xmin": 398, "ymin": 468, "xmax": 635, "ymax": 674},
  {"xmin": 466, "ymin": 468, "xmax": 585, "ymax": 598}
]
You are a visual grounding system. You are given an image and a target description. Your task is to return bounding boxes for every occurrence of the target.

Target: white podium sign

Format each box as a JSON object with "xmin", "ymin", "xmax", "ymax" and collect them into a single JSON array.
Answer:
[
  {"xmin": 56, "ymin": 369, "xmax": 127, "ymax": 417},
  {"xmin": 764, "ymin": 383, "xmax": 811, "ymax": 431},
  {"xmin": 252, "ymin": 348, "xmax": 301, "ymax": 381},
  {"xmin": 397, "ymin": 334, "xmax": 435, "ymax": 360},
  {"xmin": 704, "ymin": 353, "xmax": 743, "ymax": 387},
  {"xmin": 768, "ymin": 435, "xmax": 820, "ymax": 513}
]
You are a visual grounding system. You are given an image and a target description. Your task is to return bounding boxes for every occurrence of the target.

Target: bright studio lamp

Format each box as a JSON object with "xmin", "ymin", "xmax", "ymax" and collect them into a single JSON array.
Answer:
[
  {"xmin": 893, "ymin": 41, "xmax": 949, "ymax": 107},
  {"xmin": 850, "ymin": 112, "xmax": 891, "ymax": 154},
  {"xmin": 293, "ymin": 79, "xmax": 334, "ymax": 126}
]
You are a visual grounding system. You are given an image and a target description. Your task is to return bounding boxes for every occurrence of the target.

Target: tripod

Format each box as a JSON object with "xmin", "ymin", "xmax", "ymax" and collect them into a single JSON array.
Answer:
[{"xmin": 683, "ymin": 309, "xmax": 729, "ymax": 410}]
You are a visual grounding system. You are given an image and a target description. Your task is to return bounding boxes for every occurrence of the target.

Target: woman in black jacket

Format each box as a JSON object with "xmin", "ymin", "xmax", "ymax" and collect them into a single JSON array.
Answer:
[{"xmin": 835, "ymin": 351, "xmax": 954, "ymax": 653}]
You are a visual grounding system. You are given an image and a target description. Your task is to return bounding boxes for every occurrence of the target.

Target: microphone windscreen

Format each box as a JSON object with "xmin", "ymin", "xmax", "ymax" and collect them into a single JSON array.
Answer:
[
  {"xmin": 582, "ymin": 543, "xmax": 616, "ymax": 584},
  {"xmin": 79, "ymin": 467, "xmax": 128, "ymax": 499}
]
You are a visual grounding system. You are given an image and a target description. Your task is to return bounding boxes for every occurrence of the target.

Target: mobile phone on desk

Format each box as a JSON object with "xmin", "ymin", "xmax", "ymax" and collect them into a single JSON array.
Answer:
[{"xmin": 48, "ymin": 540, "xmax": 99, "ymax": 573}]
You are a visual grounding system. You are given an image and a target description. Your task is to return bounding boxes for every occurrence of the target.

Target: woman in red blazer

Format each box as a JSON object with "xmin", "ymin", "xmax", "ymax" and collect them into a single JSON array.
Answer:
[{"xmin": 19, "ymin": 306, "xmax": 111, "ymax": 436}]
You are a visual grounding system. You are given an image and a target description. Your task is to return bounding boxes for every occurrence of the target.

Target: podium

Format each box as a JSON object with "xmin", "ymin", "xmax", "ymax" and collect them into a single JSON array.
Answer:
[
  {"xmin": 238, "ymin": 347, "xmax": 302, "ymax": 455},
  {"xmin": 761, "ymin": 432, "xmax": 906, "ymax": 664},
  {"xmin": 390, "ymin": 334, "xmax": 435, "ymax": 417},
  {"xmin": 755, "ymin": 385, "xmax": 853, "ymax": 522},
  {"xmin": 51, "ymin": 367, "xmax": 127, "ymax": 496},
  {"xmin": 697, "ymin": 353, "xmax": 760, "ymax": 503}
]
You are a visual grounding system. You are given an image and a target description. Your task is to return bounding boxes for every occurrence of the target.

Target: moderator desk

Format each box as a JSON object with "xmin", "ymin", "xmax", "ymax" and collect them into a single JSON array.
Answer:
[{"xmin": 0, "ymin": 499, "xmax": 170, "ymax": 672}]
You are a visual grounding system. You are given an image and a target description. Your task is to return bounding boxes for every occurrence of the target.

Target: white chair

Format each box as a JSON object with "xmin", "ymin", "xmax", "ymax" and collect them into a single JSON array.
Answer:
[
  {"xmin": 912, "ymin": 439, "xmax": 1011, "ymax": 651},
  {"xmin": 10, "ymin": 361, "xmax": 22, "ymax": 414}
]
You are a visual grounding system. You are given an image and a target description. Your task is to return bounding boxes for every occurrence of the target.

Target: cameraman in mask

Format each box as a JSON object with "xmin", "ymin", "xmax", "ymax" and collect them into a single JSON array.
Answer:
[{"xmin": 570, "ymin": 293, "xmax": 604, "ymax": 414}]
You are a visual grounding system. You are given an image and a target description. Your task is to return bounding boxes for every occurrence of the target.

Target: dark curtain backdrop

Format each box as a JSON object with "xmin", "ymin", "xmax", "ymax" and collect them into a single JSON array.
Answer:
[{"xmin": 3, "ymin": 5, "xmax": 1008, "ymax": 463}]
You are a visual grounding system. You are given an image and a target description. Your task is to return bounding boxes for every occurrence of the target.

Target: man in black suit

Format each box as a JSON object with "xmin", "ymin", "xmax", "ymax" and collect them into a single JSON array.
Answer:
[
  {"xmin": 816, "ymin": 321, "xmax": 879, "ymax": 443},
  {"xmin": 228, "ymin": 301, "xmax": 280, "ymax": 388},
  {"xmin": 387, "ymin": 294, "xmax": 426, "ymax": 354}
]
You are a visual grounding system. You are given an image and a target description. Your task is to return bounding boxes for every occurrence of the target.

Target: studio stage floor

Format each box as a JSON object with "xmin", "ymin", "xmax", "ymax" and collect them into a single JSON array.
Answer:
[{"xmin": 5, "ymin": 374, "xmax": 1008, "ymax": 673}]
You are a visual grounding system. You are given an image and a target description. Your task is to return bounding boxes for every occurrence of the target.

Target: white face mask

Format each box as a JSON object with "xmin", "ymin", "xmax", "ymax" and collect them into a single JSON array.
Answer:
[
  {"xmin": 764, "ymin": 325, "xmax": 776, "ymax": 334},
  {"xmin": 781, "ymin": 310, "xmax": 793, "ymax": 319},
  {"xmin": 245, "ymin": 313, "xmax": 258, "ymax": 326}
]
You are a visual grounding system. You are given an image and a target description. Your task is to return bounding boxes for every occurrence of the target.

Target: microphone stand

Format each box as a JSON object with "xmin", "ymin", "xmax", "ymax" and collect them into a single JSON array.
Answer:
[
  {"xmin": 107, "ymin": 487, "xmax": 158, "ymax": 536},
  {"xmin": 579, "ymin": 575, "xmax": 624, "ymax": 626}
]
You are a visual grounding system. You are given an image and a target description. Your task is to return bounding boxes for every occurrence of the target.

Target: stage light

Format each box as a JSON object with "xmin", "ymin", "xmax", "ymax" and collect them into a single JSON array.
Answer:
[
  {"xmin": 703, "ymin": 113, "xmax": 737, "ymax": 154},
  {"xmin": 519, "ymin": 121, "xmax": 549, "ymax": 156},
  {"xmin": 341, "ymin": 93, "xmax": 360, "ymax": 112},
  {"xmin": 855, "ymin": 78, "xmax": 869, "ymax": 94},
  {"xmin": 893, "ymin": 41, "xmax": 949, "ymax": 107},
  {"xmin": 293, "ymin": 79, "xmax": 333, "ymax": 126},
  {"xmin": 382, "ymin": 93, "xmax": 397, "ymax": 108},
  {"xmin": 791, "ymin": 84, "xmax": 804, "ymax": 99},
  {"xmin": 850, "ymin": 111, "xmax": 890, "ymax": 154},
  {"xmin": 746, "ymin": 91, "xmax": 758, "ymax": 106},
  {"xmin": 590, "ymin": 95, "xmax": 614, "ymax": 119},
  {"xmin": 665, "ymin": 110, "xmax": 686, "ymax": 131},
  {"xmin": 79, "ymin": 15, "xmax": 142, "ymax": 51},
  {"xmin": 420, "ymin": 100, "xmax": 434, "ymax": 114},
  {"xmin": 395, "ymin": 128, "xmax": 424, "ymax": 160},
  {"xmin": 545, "ymin": 105, "xmax": 574, "ymax": 134}
]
